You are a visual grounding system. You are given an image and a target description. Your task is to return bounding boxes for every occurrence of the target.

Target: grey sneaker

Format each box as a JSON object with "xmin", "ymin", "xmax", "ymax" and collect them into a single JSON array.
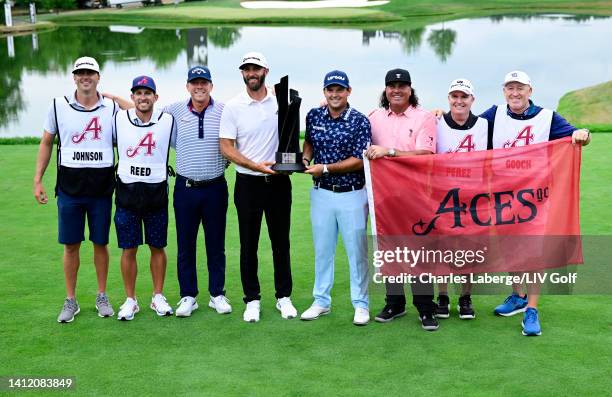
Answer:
[
  {"xmin": 57, "ymin": 298, "xmax": 80, "ymax": 323},
  {"xmin": 95, "ymin": 293, "xmax": 114, "ymax": 318}
]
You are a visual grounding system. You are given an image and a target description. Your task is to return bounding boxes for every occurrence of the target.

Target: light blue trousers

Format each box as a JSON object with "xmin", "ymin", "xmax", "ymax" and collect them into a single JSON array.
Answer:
[{"xmin": 310, "ymin": 187, "xmax": 369, "ymax": 309}]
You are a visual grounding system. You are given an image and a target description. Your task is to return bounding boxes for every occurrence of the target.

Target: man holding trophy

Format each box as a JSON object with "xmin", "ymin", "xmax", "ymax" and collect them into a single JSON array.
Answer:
[
  {"xmin": 219, "ymin": 52, "xmax": 299, "ymax": 323},
  {"xmin": 300, "ymin": 71, "xmax": 372, "ymax": 326}
]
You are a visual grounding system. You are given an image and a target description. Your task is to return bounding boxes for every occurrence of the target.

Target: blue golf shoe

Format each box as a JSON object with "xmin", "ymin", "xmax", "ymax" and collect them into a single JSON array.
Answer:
[
  {"xmin": 522, "ymin": 307, "xmax": 542, "ymax": 336},
  {"xmin": 493, "ymin": 293, "xmax": 528, "ymax": 316}
]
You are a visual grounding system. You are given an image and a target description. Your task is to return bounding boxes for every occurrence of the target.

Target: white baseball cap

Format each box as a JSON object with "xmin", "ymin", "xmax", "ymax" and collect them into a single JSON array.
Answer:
[
  {"xmin": 239, "ymin": 51, "xmax": 269, "ymax": 69},
  {"xmin": 448, "ymin": 78, "xmax": 474, "ymax": 96},
  {"xmin": 72, "ymin": 56, "xmax": 100, "ymax": 74},
  {"xmin": 504, "ymin": 70, "xmax": 531, "ymax": 86}
]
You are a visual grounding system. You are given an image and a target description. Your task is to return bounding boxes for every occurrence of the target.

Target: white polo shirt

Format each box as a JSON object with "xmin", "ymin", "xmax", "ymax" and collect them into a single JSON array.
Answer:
[{"xmin": 219, "ymin": 88, "xmax": 278, "ymax": 176}]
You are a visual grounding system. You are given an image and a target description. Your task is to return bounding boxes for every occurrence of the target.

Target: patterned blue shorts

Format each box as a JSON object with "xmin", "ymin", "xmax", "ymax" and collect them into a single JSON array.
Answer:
[{"xmin": 114, "ymin": 206, "xmax": 168, "ymax": 249}]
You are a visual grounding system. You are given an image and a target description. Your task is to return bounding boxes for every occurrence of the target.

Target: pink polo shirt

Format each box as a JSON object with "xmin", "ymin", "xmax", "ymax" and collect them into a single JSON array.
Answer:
[{"xmin": 368, "ymin": 106, "xmax": 437, "ymax": 153}]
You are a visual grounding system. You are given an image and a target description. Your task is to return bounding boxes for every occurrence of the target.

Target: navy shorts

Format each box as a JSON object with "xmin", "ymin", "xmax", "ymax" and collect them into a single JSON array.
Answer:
[
  {"xmin": 57, "ymin": 189, "xmax": 112, "ymax": 245},
  {"xmin": 114, "ymin": 206, "xmax": 168, "ymax": 249}
]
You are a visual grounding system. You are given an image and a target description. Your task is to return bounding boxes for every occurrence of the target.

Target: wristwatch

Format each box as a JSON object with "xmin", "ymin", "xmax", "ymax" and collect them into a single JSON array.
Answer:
[
  {"xmin": 323, "ymin": 164, "xmax": 329, "ymax": 175},
  {"xmin": 387, "ymin": 148, "xmax": 396, "ymax": 157}
]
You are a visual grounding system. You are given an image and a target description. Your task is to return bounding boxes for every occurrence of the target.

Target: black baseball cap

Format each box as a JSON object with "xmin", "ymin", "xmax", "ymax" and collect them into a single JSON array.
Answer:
[{"xmin": 385, "ymin": 68, "xmax": 411, "ymax": 85}]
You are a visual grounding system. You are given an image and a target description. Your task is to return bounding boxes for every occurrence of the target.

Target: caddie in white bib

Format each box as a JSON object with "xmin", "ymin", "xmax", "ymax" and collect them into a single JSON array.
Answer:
[
  {"xmin": 54, "ymin": 95, "xmax": 116, "ymax": 196},
  {"xmin": 115, "ymin": 108, "xmax": 174, "ymax": 213},
  {"xmin": 492, "ymin": 105, "xmax": 552, "ymax": 149}
]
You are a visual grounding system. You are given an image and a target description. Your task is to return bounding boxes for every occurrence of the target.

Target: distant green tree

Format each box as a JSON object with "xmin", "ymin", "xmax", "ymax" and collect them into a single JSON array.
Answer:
[
  {"xmin": 0, "ymin": 26, "xmax": 185, "ymax": 129},
  {"xmin": 207, "ymin": 27, "xmax": 241, "ymax": 49},
  {"xmin": 35, "ymin": 0, "xmax": 76, "ymax": 11},
  {"xmin": 399, "ymin": 27, "xmax": 425, "ymax": 55},
  {"xmin": 427, "ymin": 28, "xmax": 456, "ymax": 62}
]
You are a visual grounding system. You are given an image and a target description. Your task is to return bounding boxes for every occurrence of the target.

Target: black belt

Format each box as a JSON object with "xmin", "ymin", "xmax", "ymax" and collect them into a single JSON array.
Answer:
[
  {"xmin": 236, "ymin": 172, "xmax": 286, "ymax": 183},
  {"xmin": 177, "ymin": 174, "xmax": 225, "ymax": 188},
  {"xmin": 314, "ymin": 182, "xmax": 364, "ymax": 193}
]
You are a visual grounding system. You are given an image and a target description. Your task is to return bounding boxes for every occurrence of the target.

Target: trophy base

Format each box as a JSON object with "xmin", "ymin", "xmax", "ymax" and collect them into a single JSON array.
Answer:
[
  {"xmin": 273, "ymin": 152, "xmax": 306, "ymax": 173},
  {"xmin": 272, "ymin": 162, "xmax": 306, "ymax": 173}
]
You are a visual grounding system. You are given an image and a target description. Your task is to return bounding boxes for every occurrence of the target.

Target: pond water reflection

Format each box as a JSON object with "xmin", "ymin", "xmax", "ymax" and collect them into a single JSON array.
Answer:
[{"xmin": 1, "ymin": 14, "xmax": 610, "ymax": 136}]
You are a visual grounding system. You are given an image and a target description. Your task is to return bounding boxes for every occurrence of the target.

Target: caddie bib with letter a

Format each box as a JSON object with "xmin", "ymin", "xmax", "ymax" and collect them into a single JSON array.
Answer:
[
  {"xmin": 54, "ymin": 96, "xmax": 116, "ymax": 196},
  {"xmin": 114, "ymin": 109, "xmax": 174, "ymax": 213},
  {"xmin": 492, "ymin": 105, "xmax": 553, "ymax": 149}
]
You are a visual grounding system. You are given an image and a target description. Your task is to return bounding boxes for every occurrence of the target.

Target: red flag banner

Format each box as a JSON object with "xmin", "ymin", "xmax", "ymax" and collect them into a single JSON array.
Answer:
[{"xmin": 365, "ymin": 137, "xmax": 583, "ymax": 276}]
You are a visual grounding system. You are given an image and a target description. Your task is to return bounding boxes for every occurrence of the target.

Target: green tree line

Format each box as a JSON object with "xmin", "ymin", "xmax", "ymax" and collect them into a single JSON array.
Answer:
[{"xmin": 0, "ymin": 26, "xmax": 241, "ymax": 130}]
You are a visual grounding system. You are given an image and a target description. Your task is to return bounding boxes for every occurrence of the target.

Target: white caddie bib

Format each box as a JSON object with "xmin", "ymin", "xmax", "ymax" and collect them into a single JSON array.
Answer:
[
  {"xmin": 435, "ymin": 116, "xmax": 488, "ymax": 185},
  {"xmin": 491, "ymin": 105, "xmax": 553, "ymax": 179},
  {"xmin": 54, "ymin": 96, "xmax": 115, "ymax": 168},
  {"xmin": 115, "ymin": 109, "xmax": 174, "ymax": 184},
  {"xmin": 492, "ymin": 105, "xmax": 553, "ymax": 149},
  {"xmin": 437, "ymin": 116, "xmax": 488, "ymax": 153}
]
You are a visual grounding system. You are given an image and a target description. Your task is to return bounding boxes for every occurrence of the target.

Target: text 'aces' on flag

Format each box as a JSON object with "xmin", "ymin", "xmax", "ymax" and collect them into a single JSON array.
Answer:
[{"xmin": 364, "ymin": 137, "xmax": 583, "ymax": 277}]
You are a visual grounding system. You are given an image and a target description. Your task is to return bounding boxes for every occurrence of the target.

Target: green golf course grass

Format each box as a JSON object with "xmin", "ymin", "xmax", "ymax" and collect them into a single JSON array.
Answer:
[
  {"xmin": 44, "ymin": 0, "xmax": 612, "ymax": 27},
  {"xmin": 557, "ymin": 80, "xmax": 612, "ymax": 132},
  {"xmin": 1, "ymin": 136, "xmax": 611, "ymax": 395}
]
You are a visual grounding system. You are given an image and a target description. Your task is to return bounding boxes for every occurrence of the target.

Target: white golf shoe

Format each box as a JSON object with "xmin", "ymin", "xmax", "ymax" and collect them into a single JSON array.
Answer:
[
  {"xmin": 151, "ymin": 294, "xmax": 173, "ymax": 316},
  {"xmin": 209, "ymin": 295, "xmax": 232, "ymax": 314},
  {"xmin": 300, "ymin": 304, "xmax": 331, "ymax": 321},
  {"xmin": 176, "ymin": 296, "xmax": 198, "ymax": 317},
  {"xmin": 117, "ymin": 298, "xmax": 140, "ymax": 321},
  {"xmin": 276, "ymin": 297, "xmax": 298, "ymax": 319},
  {"xmin": 243, "ymin": 300, "xmax": 260, "ymax": 323}
]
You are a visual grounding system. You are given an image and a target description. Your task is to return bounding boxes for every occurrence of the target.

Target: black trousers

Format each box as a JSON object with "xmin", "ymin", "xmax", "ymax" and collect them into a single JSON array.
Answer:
[
  {"xmin": 234, "ymin": 172, "xmax": 292, "ymax": 303},
  {"xmin": 385, "ymin": 279, "xmax": 436, "ymax": 315}
]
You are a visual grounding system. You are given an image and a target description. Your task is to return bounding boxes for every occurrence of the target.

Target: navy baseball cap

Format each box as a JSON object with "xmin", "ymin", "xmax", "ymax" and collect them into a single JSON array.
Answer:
[
  {"xmin": 187, "ymin": 66, "xmax": 212, "ymax": 82},
  {"xmin": 323, "ymin": 70, "xmax": 350, "ymax": 89},
  {"xmin": 131, "ymin": 75, "xmax": 156, "ymax": 93}
]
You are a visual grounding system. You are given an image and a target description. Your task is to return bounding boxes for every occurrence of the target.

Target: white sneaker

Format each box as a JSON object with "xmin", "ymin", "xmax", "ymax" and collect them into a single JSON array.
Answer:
[
  {"xmin": 150, "ymin": 294, "xmax": 173, "ymax": 316},
  {"xmin": 243, "ymin": 300, "xmax": 260, "ymax": 323},
  {"xmin": 209, "ymin": 295, "xmax": 232, "ymax": 314},
  {"xmin": 176, "ymin": 296, "xmax": 198, "ymax": 317},
  {"xmin": 300, "ymin": 304, "xmax": 331, "ymax": 321},
  {"xmin": 117, "ymin": 297, "xmax": 139, "ymax": 321},
  {"xmin": 353, "ymin": 307, "xmax": 370, "ymax": 326},
  {"xmin": 276, "ymin": 297, "xmax": 297, "ymax": 319}
]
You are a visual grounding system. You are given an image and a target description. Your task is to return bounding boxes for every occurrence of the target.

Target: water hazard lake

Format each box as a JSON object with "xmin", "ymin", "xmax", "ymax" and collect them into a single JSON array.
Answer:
[{"xmin": 1, "ymin": 14, "xmax": 611, "ymax": 136}]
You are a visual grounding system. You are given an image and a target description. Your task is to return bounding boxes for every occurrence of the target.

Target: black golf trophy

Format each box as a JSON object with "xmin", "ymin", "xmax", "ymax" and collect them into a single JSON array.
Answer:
[{"xmin": 272, "ymin": 75, "xmax": 306, "ymax": 173}]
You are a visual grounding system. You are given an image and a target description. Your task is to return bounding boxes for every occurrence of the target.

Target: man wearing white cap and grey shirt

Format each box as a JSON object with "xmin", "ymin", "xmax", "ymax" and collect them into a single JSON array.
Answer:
[
  {"xmin": 219, "ymin": 51, "xmax": 297, "ymax": 322},
  {"xmin": 34, "ymin": 56, "xmax": 120, "ymax": 323},
  {"xmin": 479, "ymin": 70, "xmax": 591, "ymax": 336},
  {"xmin": 434, "ymin": 78, "xmax": 489, "ymax": 321}
]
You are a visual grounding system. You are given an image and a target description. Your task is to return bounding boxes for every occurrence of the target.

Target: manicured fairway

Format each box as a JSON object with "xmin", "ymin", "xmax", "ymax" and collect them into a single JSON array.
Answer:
[
  {"xmin": 1, "ymin": 139, "xmax": 611, "ymax": 396},
  {"xmin": 45, "ymin": 0, "xmax": 612, "ymax": 27}
]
